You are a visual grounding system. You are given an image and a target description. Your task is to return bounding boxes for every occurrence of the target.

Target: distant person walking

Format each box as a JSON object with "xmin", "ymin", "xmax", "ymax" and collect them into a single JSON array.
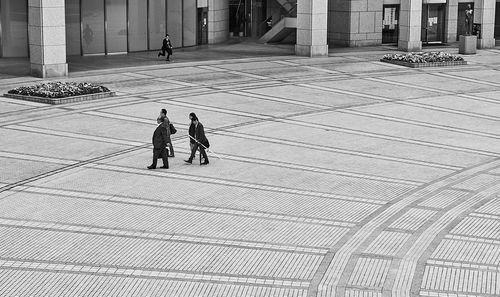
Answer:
[
  {"xmin": 158, "ymin": 109, "xmax": 175, "ymax": 157},
  {"xmin": 188, "ymin": 112, "xmax": 197, "ymax": 157},
  {"xmin": 158, "ymin": 34, "xmax": 173, "ymax": 61},
  {"xmin": 148, "ymin": 114, "xmax": 170, "ymax": 169},
  {"xmin": 184, "ymin": 114, "xmax": 209, "ymax": 165}
]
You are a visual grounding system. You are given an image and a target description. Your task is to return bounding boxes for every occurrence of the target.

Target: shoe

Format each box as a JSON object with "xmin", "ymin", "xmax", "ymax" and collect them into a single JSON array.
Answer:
[
  {"xmin": 160, "ymin": 166, "xmax": 169, "ymax": 169},
  {"xmin": 166, "ymin": 58, "xmax": 170, "ymax": 61},
  {"xmin": 147, "ymin": 165, "xmax": 156, "ymax": 169},
  {"xmin": 157, "ymin": 52, "xmax": 161, "ymax": 57},
  {"xmin": 184, "ymin": 159, "xmax": 192, "ymax": 164},
  {"xmin": 201, "ymin": 160, "xmax": 209, "ymax": 165}
]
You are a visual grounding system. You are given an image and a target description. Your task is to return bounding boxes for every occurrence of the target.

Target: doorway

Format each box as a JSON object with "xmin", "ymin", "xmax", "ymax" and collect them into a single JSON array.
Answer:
[
  {"xmin": 495, "ymin": 1, "xmax": 500, "ymax": 40},
  {"xmin": 421, "ymin": 4, "xmax": 445, "ymax": 44},
  {"xmin": 197, "ymin": 7, "xmax": 208, "ymax": 45},
  {"xmin": 382, "ymin": 4, "xmax": 399, "ymax": 44}
]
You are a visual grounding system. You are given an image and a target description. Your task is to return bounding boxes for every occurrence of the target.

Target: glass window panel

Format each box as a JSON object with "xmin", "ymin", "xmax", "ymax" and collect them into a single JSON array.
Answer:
[
  {"xmin": 183, "ymin": 0, "xmax": 196, "ymax": 46},
  {"xmin": 166, "ymin": 0, "xmax": 181, "ymax": 48},
  {"xmin": 149, "ymin": 0, "xmax": 166, "ymax": 50},
  {"xmin": 1, "ymin": 0, "xmax": 28, "ymax": 57},
  {"xmin": 81, "ymin": 0, "xmax": 105, "ymax": 55},
  {"xmin": 106, "ymin": 0, "xmax": 127, "ymax": 53},
  {"xmin": 128, "ymin": 0, "xmax": 147, "ymax": 51},
  {"xmin": 65, "ymin": 0, "xmax": 81, "ymax": 56}
]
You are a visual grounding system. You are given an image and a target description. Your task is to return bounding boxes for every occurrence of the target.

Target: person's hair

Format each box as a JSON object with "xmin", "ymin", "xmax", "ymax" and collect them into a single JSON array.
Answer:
[
  {"xmin": 165, "ymin": 34, "xmax": 169, "ymax": 37},
  {"xmin": 191, "ymin": 114, "xmax": 198, "ymax": 122},
  {"xmin": 161, "ymin": 109, "xmax": 167, "ymax": 115}
]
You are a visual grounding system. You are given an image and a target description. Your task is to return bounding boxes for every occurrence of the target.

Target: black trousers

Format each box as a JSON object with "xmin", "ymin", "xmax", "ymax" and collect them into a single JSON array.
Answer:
[
  {"xmin": 189, "ymin": 142, "xmax": 207, "ymax": 161},
  {"xmin": 151, "ymin": 147, "xmax": 168, "ymax": 168},
  {"xmin": 159, "ymin": 48, "xmax": 172, "ymax": 59}
]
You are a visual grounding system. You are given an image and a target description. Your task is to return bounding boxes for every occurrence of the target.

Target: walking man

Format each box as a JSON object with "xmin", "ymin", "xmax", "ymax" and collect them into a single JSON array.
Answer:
[
  {"xmin": 159, "ymin": 109, "xmax": 175, "ymax": 157},
  {"xmin": 148, "ymin": 115, "xmax": 170, "ymax": 169},
  {"xmin": 157, "ymin": 34, "xmax": 173, "ymax": 61},
  {"xmin": 184, "ymin": 114, "xmax": 209, "ymax": 165}
]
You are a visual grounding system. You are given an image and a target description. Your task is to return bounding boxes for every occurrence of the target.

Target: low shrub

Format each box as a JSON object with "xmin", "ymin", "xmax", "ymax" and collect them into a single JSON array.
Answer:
[
  {"xmin": 8, "ymin": 82, "xmax": 110, "ymax": 98},
  {"xmin": 382, "ymin": 52, "xmax": 464, "ymax": 64}
]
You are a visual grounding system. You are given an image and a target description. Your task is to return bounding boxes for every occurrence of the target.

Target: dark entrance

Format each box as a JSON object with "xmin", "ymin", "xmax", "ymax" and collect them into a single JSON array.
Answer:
[
  {"xmin": 197, "ymin": 7, "xmax": 208, "ymax": 45},
  {"xmin": 421, "ymin": 4, "xmax": 446, "ymax": 44},
  {"xmin": 495, "ymin": 1, "xmax": 500, "ymax": 41},
  {"xmin": 382, "ymin": 4, "xmax": 399, "ymax": 44},
  {"xmin": 229, "ymin": 0, "xmax": 246, "ymax": 37}
]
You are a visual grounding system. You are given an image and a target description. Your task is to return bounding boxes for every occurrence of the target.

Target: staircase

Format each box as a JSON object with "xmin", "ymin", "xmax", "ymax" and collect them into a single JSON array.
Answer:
[
  {"xmin": 259, "ymin": 17, "xmax": 297, "ymax": 43},
  {"xmin": 275, "ymin": 0, "xmax": 296, "ymax": 13}
]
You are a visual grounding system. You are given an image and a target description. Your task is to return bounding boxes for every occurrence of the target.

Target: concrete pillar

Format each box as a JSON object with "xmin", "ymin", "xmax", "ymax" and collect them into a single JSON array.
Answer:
[
  {"xmin": 474, "ymin": 0, "xmax": 496, "ymax": 48},
  {"xmin": 28, "ymin": 0, "xmax": 68, "ymax": 78},
  {"xmin": 208, "ymin": 0, "xmax": 229, "ymax": 44},
  {"xmin": 398, "ymin": 0, "xmax": 422, "ymax": 51},
  {"xmin": 296, "ymin": 0, "xmax": 328, "ymax": 57},
  {"xmin": 445, "ymin": 0, "xmax": 459, "ymax": 43}
]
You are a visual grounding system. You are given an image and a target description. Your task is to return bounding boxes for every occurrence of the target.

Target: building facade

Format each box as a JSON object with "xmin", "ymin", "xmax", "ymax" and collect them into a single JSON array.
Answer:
[{"xmin": 0, "ymin": 0, "xmax": 498, "ymax": 77}]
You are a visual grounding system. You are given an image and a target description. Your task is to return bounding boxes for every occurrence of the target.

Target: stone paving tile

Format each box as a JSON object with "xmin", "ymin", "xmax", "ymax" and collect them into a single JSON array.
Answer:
[
  {"xmin": 349, "ymin": 102, "xmax": 500, "ymax": 137},
  {"xmin": 303, "ymin": 111, "xmax": 500, "ymax": 155},
  {"xmin": 1, "ymin": 47, "xmax": 500, "ymax": 297},
  {"xmin": 209, "ymin": 131, "xmax": 454, "ymax": 183},
  {"xmin": 233, "ymin": 120, "xmax": 491, "ymax": 169},
  {"xmin": 442, "ymin": 69, "xmax": 500, "ymax": 85},
  {"xmin": 97, "ymin": 101, "xmax": 255, "ymax": 129},
  {"xmin": 0, "ymin": 192, "xmax": 351, "ymax": 248},
  {"xmin": 410, "ymin": 95, "xmax": 500, "ymax": 119},
  {"xmin": 363, "ymin": 231, "xmax": 412, "ymax": 256},
  {"xmin": 0, "ymin": 226, "xmax": 324, "ymax": 279},
  {"xmin": 418, "ymin": 189, "xmax": 471, "ymax": 209},
  {"xmin": 0, "ymin": 101, "xmax": 35, "ymax": 114},
  {"xmin": 169, "ymin": 92, "xmax": 320, "ymax": 116},
  {"xmin": 310, "ymin": 77, "xmax": 444, "ymax": 100},
  {"xmin": 379, "ymin": 73, "xmax": 498, "ymax": 94},
  {"xmin": 104, "ymin": 148, "xmax": 418, "ymax": 198},
  {"xmin": 24, "ymin": 174, "xmax": 379, "ymax": 224},
  {"xmin": 0, "ymin": 157, "xmax": 63, "ymax": 184},
  {"xmin": 241, "ymin": 84, "xmax": 381, "ymax": 107},
  {"xmin": 452, "ymin": 174, "xmax": 500, "ymax": 191},
  {"xmin": 388, "ymin": 208, "xmax": 439, "ymax": 231},
  {"xmin": 19, "ymin": 113, "xmax": 157, "ymax": 143},
  {"xmin": 0, "ymin": 128, "xmax": 128, "ymax": 161},
  {"xmin": 107, "ymin": 79, "xmax": 184, "ymax": 93},
  {"xmin": 474, "ymin": 90, "xmax": 500, "ymax": 101}
]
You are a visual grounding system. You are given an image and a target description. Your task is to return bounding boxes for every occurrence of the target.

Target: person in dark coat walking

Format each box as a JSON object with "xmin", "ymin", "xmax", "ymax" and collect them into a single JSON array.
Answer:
[
  {"xmin": 157, "ymin": 34, "xmax": 173, "ymax": 61},
  {"xmin": 148, "ymin": 116, "xmax": 170, "ymax": 169},
  {"xmin": 188, "ymin": 112, "xmax": 197, "ymax": 156},
  {"xmin": 184, "ymin": 114, "xmax": 209, "ymax": 165},
  {"xmin": 159, "ymin": 109, "xmax": 175, "ymax": 157}
]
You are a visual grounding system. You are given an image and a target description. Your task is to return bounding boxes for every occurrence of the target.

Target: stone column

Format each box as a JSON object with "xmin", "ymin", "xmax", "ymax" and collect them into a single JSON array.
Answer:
[
  {"xmin": 474, "ymin": 0, "xmax": 496, "ymax": 48},
  {"xmin": 28, "ymin": 0, "xmax": 68, "ymax": 78},
  {"xmin": 296, "ymin": 0, "xmax": 328, "ymax": 57},
  {"xmin": 207, "ymin": 0, "xmax": 229, "ymax": 44},
  {"xmin": 398, "ymin": 0, "xmax": 422, "ymax": 51},
  {"xmin": 445, "ymin": 0, "xmax": 459, "ymax": 43}
]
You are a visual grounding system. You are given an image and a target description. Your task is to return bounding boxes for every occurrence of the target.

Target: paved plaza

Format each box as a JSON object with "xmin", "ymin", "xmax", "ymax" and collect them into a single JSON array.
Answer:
[{"xmin": 1, "ymin": 43, "xmax": 500, "ymax": 297}]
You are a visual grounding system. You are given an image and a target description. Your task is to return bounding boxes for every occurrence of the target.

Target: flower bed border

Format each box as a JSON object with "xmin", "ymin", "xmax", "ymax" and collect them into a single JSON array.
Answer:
[
  {"xmin": 380, "ymin": 59, "xmax": 467, "ymax": 68},
  {"xmin": 3, "ymin": 91, "xmax": 116, "ymax": 105}
]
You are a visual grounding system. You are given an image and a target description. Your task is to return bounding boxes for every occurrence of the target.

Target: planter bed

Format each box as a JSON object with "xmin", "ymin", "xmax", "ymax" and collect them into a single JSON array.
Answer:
[
  {"xmin": 380, "ymin": 59, "xmax": 468, "ymax": 68},
  {"xmin": 4, "ymin": 81, "xmax": 114, "ymax": 105},
  {"xmin": 4, "ymin": 91, "xmax": 116, "ymax": 105},
  {"xmin": 380, "ymin": 52, "xmax": 466, "ymax": 68}
]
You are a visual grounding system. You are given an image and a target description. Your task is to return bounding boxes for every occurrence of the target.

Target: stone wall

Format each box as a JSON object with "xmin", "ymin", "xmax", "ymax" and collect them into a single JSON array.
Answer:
[
  {"xmin": 208, "ymin": 0, "xmax": 229, "ymax": 44},
  {"xmin": 328, "ymin": 0, "xmax": 383, "ymax": 47}
]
